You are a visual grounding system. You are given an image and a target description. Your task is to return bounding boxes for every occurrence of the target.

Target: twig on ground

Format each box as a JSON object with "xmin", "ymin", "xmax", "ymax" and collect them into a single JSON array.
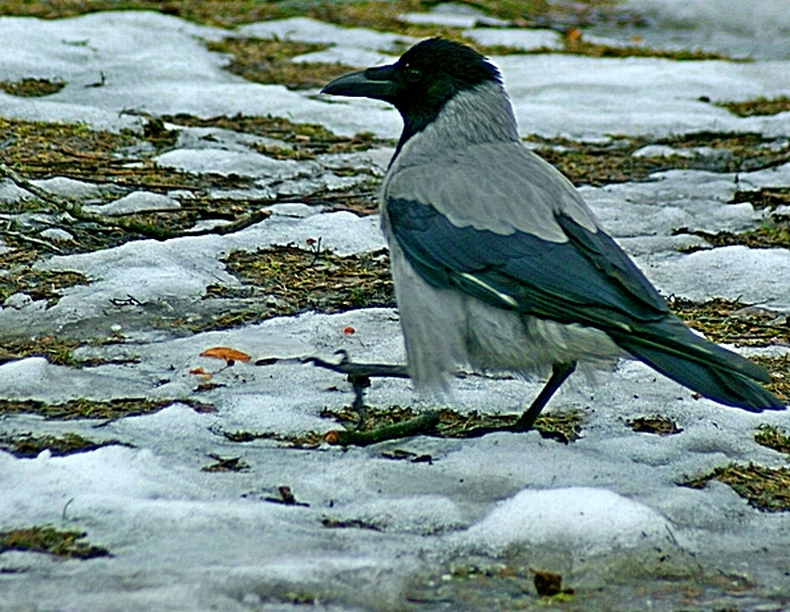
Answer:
[
  {"xmin": 0, "ymin": 226, "xmax": 63, "ymax": 253},
  {"xmin": 0, "ymin": 163, "xmax": 271, "ymax": 240},
  {"xmin": 323, "ymin": 411, "xmax": 441, "ymax": 447}
]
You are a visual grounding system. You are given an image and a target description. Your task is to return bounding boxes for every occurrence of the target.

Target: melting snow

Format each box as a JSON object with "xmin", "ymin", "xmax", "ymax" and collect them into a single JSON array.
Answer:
[{"xmin": 1, "ymin": 3, "xmax": 790, "ymax": 611}]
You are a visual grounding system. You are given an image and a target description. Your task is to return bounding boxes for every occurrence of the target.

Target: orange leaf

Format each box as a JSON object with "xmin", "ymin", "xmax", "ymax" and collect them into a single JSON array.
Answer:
[
  {"xmin": 565, "ymin": 27, "xmax": 583, "ymax": 43},
  {"xmin": 342, "ymin": 326, "xmax": 355, "ymax": 335},
  {"xmin": 323, "ymin": 431, "xmax": 341, "ymax": 444},
  {"xmin": 189, "ymin": 367, "xmax": 213, "ymax": 380},
  {"xmin": 200, "ymin": 346, "xmax": 251, "ymax": 363}
]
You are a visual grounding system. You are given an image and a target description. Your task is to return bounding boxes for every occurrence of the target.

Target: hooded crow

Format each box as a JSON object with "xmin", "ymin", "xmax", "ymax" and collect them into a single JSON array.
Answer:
[{"xmin": 321, "ymin": 38, "xmax": 783, "ymax": 429}]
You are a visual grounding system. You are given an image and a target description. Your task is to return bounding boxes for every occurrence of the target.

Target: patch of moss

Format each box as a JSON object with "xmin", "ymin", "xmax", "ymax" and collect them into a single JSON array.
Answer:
[
  {"xmin": 0, "ymin": 116, "xmax": 246, "ymax": 191},
  {"xmin": 0, "ymin": 116, "xmax": 301, "ymax": 256},
  {"xmin": 733, "ymin": 187, "xmax": 790, "ymax": 211},
  {"xmin": 655, "ymin": 131, "xmax": 789, "ymax": 172},
  {"xmin": 751, "ymin": 355, "xmax": 790, "ymax": 404},
  {"xmin": 206, "ymin": 38, "xmax": 354, "ymax": 90},
  {"xmin": 196, "ymin": 244, "xmax": 394, "ymax": 332},
  {"xmin": 683, "ymin": 463, "xmax": 790, "ymax": 512},
  {"xmin": 683, "ymin": 172, "xmax": 790, "ymax": 252},
  {"xmin": 0, "ymin": 261, "xmax": 89, "ymax": 307},
  {"xmin": 221, "ymin": 404, "xmax": 582, "ymax": 448},
  {"xmin": 0, "ymin": 336, "xmax": 82, "ymax": 367},
  {"xmin": 220, "ymin": 428, "xmax": 327, "ymax": 449},
  {"xmin": 754, "ymin": 424, "xmax": 790, "ymax": 456},
  {"xmin": 0, "ymin": 78, "xmax": 65, "ymax": 97},
  {"xmin": 0, "ymin": 432, "xmax": 127, "ymax": 458},
  {"xmin": 162, "ymin": 113, "xmax": 385, "ymax": 157},
  {"xmin": 717, "ymin": 95, "xmax": 790, "ymax": 117},
  {"xmin": 0, "ymin": 117, "xmax": 135, "ymax": 177},
  {"xmin": 529, "ymin": 131, "xmax": 790, "ymax": 186},
  {"xmin": 227, "ymin": 244, "xmax": 393, "ymax": 306},
  {"xmin": 0, "ymin": 397, "xmax": 213, "ymax": 420},
  {"xmin": 667, "ymin": 296, "xmax": 790, "ymax": 348},
  {"xmin": 676, "ymin": 221, "xmax": 790, "ymax": 251},
  {"xmin": 627, "ymin": 415, "xmax": 683, "ymax": 436},
  {"xmin": 529, "ymin": 134, "xmax": 660, "ymax": 185},
  {"xmin": 0, "ymin": 525, "xmax": 110, "ymax": 559}
]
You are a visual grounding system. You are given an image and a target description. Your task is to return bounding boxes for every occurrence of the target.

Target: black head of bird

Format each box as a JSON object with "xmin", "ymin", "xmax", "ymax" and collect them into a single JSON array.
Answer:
[{"xmin": 323, "ymin": 38, "xmax": 506, "ymax": 146}]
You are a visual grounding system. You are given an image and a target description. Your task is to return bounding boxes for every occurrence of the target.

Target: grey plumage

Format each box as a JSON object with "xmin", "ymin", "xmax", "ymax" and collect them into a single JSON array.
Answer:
[{"xmin": 322, "ymin": 38, "xmax": 784, "ymax": 418}]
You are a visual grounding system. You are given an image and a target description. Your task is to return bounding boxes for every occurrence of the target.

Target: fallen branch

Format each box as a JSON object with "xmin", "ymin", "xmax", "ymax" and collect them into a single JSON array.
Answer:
[{"xmin": 323, "ymin": 410, "xmax": 440, "ymax": 447}]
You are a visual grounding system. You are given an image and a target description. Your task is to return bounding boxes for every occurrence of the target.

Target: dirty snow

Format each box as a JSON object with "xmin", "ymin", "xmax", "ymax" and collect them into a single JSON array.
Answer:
[{"xmin": 1, "ymin": 3, "xmax": 790, "ymax": 611}]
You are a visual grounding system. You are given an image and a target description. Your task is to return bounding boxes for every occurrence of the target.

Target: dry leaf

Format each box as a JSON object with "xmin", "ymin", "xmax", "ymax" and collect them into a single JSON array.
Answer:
[
  {"xmin": 323, "ymin": 431, "xmax": 341, "ymax": 444},
  {"xmin": 199, "ymin": 346, "xmax": 251, "ymax": 364},
  {"xmin": 189, "ymin": 367, "xmax": 213, "ymax": 380},
  {"xmin": 342, "ymin": 326, "xmax": 355, "ymax": 335}
]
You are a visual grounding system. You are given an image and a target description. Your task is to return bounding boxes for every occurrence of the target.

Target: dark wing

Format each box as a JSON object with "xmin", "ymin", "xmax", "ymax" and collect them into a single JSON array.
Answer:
[{"xmin": 386, "ymin": 196, "xmax": 670, "ymax": 332}]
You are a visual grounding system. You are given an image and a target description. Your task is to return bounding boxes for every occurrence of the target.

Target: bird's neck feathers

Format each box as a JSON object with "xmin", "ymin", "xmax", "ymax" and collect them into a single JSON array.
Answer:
[{"xmin": 393, "ymin": 81, "xmax": 520, "ymax": 164}]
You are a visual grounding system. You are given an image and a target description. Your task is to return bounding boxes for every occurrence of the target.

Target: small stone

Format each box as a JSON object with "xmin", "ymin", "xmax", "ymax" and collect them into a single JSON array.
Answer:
[
  {"xmin": 4, "ymin": 292, "xmax": 33, "ymax": 309},
  {"xmin": 39, "ymin": 228, "xmax": 74, "ymax": 242}
]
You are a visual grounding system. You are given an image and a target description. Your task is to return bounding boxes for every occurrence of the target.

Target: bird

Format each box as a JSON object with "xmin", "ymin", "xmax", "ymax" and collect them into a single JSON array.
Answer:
[{"xmin": 321, "ymin": 37, "xmax": 784, "ymax": 431}]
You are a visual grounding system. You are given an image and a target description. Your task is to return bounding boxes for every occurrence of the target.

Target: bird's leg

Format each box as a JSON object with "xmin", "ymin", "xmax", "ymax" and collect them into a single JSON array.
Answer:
[
  {"xmin": 302, "ymin": 350, "xmax": 409, "ymax": 429},
  {"xmin": 512, "ymin": 361, "xmax": 577, "ymax": 431},
  {"xmin": 461, "ymin": 361, "xmax": 577, "ymax": 438}
]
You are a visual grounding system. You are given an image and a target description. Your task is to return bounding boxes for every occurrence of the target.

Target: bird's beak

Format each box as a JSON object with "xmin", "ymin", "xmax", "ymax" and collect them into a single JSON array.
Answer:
[{"xmin": 321, "ymin": 64, "xmax": 397, "ymax": 100}]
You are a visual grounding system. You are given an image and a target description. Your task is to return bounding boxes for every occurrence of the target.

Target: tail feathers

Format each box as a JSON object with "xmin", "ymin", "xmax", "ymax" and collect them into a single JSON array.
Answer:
[{"xmin": 612, "ymin": 319, "xmax": 785, "ymax": 412}]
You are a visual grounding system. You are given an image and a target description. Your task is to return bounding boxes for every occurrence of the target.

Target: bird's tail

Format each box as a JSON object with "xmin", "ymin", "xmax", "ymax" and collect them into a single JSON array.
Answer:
[{"xmin": 610, "ymin": 317, "xmax": 784, "ymax": 412}]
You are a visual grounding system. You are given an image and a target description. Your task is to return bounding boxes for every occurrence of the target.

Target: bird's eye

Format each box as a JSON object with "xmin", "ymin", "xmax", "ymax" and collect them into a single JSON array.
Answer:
[{"xmin": 405, "ymin": 68, "xmax": 422, "ymax": 83}]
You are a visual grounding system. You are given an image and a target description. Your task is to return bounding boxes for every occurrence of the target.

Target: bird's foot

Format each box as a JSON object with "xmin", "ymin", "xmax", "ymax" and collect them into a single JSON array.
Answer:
[
  {"xmin": 459, "ymin": 361, "xmax": 577, "ymax": 438},
  {"xmin": 302, "ymin": 350, "xmax": 409, "ymax": 429}
]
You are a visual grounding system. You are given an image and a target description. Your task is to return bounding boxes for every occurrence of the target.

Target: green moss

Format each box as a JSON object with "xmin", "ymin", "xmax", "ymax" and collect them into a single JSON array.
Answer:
[
  {"xmin": 0, "ymin": 262, "xmax": 89, "ymax": 307},
  {"xmin": 717, "ymin": 95, "xmax": 790, "ymax": 117},
  {"xmin": 0, "ymin": 116, "xmax": 244, "ymax": 192},
  {"xmin": 162, "ymin": 113, "xmax": 385, "ymax": 157},
  {"xmin": 0, "ymin": 432, "xmax": 126, "ymax": 458},
  {"xmin": 752, "ymin": 355, "xmax": 790, "ymax": 404},
  {"xmin": 754, "ymin": 424, "xmax": 790, "ymax": 456},
  {"xmin": 683, "ymin": 463, "xmax": 790, "ymax": 512},
  {"xmin": 0, "ymin": 78, "xmax": 65, "ymax": 97},
  {"xmin": 0, "ymin": 336, "xmax": 82, "ymax": 366},
  {"xmin": 529, "ymin": 131, "xmax": 790, "ymax": 187},
  {"xmin": 733, "ymin": 187, "xmax": 790, "ymax": 210},
  {"xmin": 0, "ymin": 397, "xmax": 213, "ymax": 420},
  {"xmin": 221, "ymin": 404, "xmax": 582, "ymax": 448},
  {"xmin": 206, "ymin": 38, "xmax": 352, "ymax": 90},
  {"xmin": 667, "ymin": 296, "xmax": 790, "ymax": 348},
  {"xmin": 0, "ymin": 525, "xmax": 111, "ymax": 559},
  {"xmin": 676, "ymin": 221, "xmax": 790, "ymax": 251},
  {"xmin": 197, "ymin": 244, "xmax": 394, "ymax": 331}
]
